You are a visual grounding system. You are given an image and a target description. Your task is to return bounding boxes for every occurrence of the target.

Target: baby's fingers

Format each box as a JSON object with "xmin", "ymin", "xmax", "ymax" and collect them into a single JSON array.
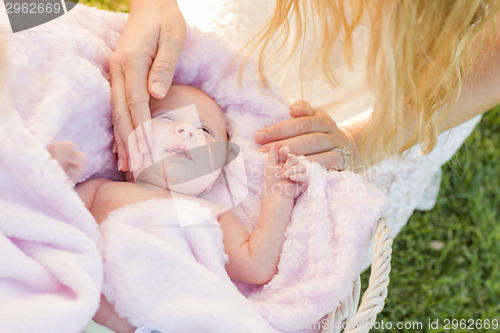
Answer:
[
  {"xmin": 289, "ymin": 172, "xmax": 308, "ymax": 183},
  {"xmin": 278, "ymin": 145, "xmax": 290, "ymax": 165},
  {"xmin": 267, "ymin": 143, "xmax": 279, "ymax": 167},
  {"xmin": 283, "ymin": 164, "xmax": 306, "ymax": 178},
  {"xmin": 283, "ymin": 154, "xmax": 299, "ymax": 170}
]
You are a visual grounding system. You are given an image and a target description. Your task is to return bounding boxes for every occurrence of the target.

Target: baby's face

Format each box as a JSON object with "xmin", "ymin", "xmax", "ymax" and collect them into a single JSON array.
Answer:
[{"xmin": 135, "ymin": 85, "xmax": 228, "ymax": 195}]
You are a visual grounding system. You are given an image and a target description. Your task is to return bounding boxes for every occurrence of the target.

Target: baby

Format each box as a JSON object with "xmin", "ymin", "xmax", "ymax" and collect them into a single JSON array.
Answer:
[
  {"xmin": 50, "ymin": 84, "xmax": 308, "ymax": 331},
  {"xmin": 51, "ymin": 84, "xmax": 308, "ymax": 284}
]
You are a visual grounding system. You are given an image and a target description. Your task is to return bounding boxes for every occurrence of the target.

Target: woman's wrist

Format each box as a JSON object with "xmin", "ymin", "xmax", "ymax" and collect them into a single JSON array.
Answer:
[
  {"xmin": 338, "ymin": 108, "xmax": 372, "ymax": 171},
  {"xmin": 337, "ymin": 124, "xmax": 363, "ymax": 172}
]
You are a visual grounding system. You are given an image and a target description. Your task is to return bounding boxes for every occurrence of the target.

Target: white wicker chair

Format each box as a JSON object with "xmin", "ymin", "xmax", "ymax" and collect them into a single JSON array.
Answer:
[{"xmin": 322, "ymin": 218, "xmax": 393, "ymax": 333}]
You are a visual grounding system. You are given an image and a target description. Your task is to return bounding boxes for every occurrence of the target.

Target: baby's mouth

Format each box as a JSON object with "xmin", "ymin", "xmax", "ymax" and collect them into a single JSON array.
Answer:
[{"xmin": 165, "ymin": 144, "xmax": 192, "ymax": 160}]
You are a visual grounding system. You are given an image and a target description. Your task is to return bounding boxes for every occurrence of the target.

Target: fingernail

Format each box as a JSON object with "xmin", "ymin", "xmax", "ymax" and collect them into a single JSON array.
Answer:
[
  {"xmin": 255, "ymin": 131, "xmax": 268, "ymax": 142},
  {"xmin": 118, "ymin": 157, "xmax": 123, "ymax": 171},
  {"xmin": 112, "ymin": 146, "xmax": 117, "ymax": 154},
  {"xmin": 152, "ymin": 81, "xmax": 167, "ymax": 98},
  {"xmin": 258, "ymin": 145, "xmax": 269, "ymax": 153}
]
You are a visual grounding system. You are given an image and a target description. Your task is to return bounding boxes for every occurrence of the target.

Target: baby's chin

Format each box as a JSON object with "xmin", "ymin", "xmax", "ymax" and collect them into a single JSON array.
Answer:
[
  {"xmin": 133, "ymin": 168, "xmax": 222, "ymax": 197},
  {"xmin": 167, "ymin": 170, "xmax": 222, "ymax": 196}
]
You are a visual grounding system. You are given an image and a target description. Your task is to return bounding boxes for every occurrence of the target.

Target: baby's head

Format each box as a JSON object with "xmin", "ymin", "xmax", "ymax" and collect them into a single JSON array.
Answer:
[{"xmin": 133, "ymin": 84, "xmax": 228, "ymax": 196}]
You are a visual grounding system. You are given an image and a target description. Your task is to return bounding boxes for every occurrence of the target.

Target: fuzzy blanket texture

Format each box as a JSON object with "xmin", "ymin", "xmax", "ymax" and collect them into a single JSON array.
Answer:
[{"xmin": 0, "ymin": 5, "xmax": 387, "ymax": 333}]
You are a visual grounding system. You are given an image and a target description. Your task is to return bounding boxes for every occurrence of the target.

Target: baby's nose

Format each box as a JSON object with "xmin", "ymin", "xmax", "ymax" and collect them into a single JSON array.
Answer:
[{"xmin": 174, "ymin": 123, "xmax": 196, "ymax": 140}]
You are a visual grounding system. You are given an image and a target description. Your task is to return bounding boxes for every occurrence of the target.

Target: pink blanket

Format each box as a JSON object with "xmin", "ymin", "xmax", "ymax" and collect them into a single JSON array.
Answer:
[{"xmin": 0, "ymin": 5, "xmax": 387, "ymax": 332}]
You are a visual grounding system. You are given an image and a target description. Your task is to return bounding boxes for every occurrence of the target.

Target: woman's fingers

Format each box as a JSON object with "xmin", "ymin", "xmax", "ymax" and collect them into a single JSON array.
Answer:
[
  {"xmin": 147, "ymin": 13, "xmax": 186, "ymax": 99},
  {"xmin": 122, "ymin": 50, "xmax": 153, "ymax": 157},
  {"xmin": 260, "ymin": 132, "xmax": 334, "ymax": 156},
  {"xmin": 110, "ymin": 63, "xmax": 133, "ymax": 171},
  {"xmin": 109, "ymin": 1, "xmax": 186, "ymax": 172},
  {"xmin": 305, "ymin": 151, "xmax": 345, "ymax": 171},
  {"xmin": 110, "ymin": 60, "xmax": 146, "ymax": 171},
  {"xmin": 277, "ymin": 145, "xmax": 290, "ymax": 165},
  {"xmin": 255, "ymin": 99, "xmax": 356, "ymax": 171},
  {"xmin": 255, "ymin": 112, "xmax": 333, "ymax": 145},
  {"xmin": 290, "ymin": 100, "xmax": 314, "ymax": 117}
]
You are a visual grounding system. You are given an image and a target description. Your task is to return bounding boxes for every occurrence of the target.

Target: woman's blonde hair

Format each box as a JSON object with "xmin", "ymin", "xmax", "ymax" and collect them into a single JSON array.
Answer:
[{"xmin": 244, "ymin": 0, "xmax": 500, "ymax": 163}]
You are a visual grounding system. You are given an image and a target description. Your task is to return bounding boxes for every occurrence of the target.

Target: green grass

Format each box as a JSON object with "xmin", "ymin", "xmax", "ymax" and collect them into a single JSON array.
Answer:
[
  {"xmin": 363, "ymin": 105, "xmax": 500, "ymax": 333},
  {"xmin": 78, "ymin": 0, "xmax": 129, "ymax": 12},
  {"xmin": 79, "ymin": 1, "xmax": 499, "ymax": 331}
]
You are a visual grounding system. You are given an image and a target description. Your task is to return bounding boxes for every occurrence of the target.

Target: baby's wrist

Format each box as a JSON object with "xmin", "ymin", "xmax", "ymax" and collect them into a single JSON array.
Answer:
[
  {"xmin": 262, "ymin": 189, "xmax": 295, "ymax": 202},
  {"xmin": 260, "ymin": 192, "xmax": 295, "ymax": 221}
]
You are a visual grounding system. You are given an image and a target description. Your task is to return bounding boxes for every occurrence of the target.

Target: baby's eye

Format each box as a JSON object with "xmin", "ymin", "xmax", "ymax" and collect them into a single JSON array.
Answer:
[
  {"xmin": 200, "ymin": 127, "xmax": 215, "ymax": 137},
  {"xmin": 159, "ymin": 113, "xmax": 174, "ymax": 121}
]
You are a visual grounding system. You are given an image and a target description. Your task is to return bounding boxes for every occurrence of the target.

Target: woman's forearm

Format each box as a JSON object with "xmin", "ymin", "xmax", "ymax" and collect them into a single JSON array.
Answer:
[
  {"xmin": 439, "ymin": 39, "xmax": 500, "ymax": 133},
  {"xmin": 339, "ymin": 41, "xmax": 500, "ymax": 168},
  {"xmin": 339, "ymin": 25, "xmax": 500, "ymax": 167}
]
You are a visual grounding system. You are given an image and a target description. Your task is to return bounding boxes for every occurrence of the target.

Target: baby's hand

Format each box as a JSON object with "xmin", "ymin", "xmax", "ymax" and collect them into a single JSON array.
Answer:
[
  {"xmin": 47, "ymin": 140, "xmax": 87, "ymax": 182},
  {"xmin": 264, "ymin": 144, "xmax": 308, "ymax": 200}
]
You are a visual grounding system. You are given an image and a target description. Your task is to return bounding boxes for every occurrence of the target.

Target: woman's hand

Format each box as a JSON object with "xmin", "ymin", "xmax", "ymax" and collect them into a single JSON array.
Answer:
[
  {"xmin": 256, "ymin": 101, "xmax": 359, "ymax": 171},
  {"xmin": 110, "ymin": 0, "xmax": 186, "ymax": 172}
]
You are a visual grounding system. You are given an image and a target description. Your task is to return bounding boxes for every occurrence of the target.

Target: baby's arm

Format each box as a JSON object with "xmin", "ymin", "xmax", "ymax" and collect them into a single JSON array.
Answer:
[{"xmin": 219, "ymin": 145, "xmax": 308, "ymax": 285}]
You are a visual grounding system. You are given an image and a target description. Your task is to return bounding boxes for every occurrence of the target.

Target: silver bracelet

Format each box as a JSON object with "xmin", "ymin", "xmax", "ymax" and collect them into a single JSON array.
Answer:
[{"xmin": 331, "ymin": 145, "xmax": 351, "ymax": 170}]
